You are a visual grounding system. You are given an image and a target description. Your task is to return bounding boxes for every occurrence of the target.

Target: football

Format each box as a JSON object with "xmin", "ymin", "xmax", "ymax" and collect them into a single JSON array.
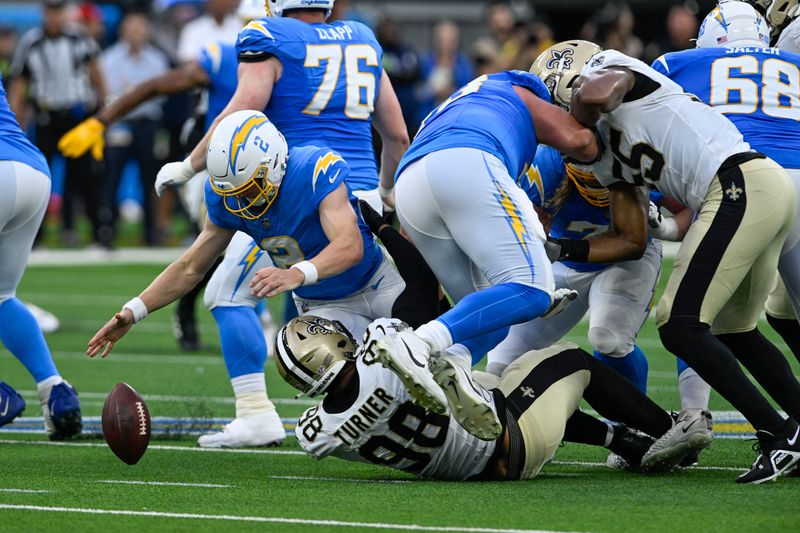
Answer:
[{"xmin": 101, "ymin": 383, "xmax": 151, "ymax": 465}]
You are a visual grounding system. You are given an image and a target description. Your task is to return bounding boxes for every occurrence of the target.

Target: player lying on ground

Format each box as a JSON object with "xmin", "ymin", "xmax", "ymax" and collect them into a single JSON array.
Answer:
[
  {"xmin": 0, "ymin": 71, "xmax": 81, "ymax": 439},
  {"xmin": 276, "ymin": 316, "xmax": 712, "ymax": 479},
  {"xmin": 538, "ymin": 38, "xmax": 800, "ymax": 484}
]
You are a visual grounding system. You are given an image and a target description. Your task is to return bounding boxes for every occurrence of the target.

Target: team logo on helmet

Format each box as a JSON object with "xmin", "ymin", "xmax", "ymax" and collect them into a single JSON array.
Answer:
[
  {"xmin": 299, "ymin": 316, "xmax": 337, "ymax": 335},
  {"xmin": 546, "ymin": 48, "xmax": 574, "ymax": 70}
]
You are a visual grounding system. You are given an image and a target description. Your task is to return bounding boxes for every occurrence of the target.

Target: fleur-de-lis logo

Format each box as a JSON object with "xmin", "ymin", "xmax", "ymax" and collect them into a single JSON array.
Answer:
[
  {"xmin": 546, "ymin": 48, "xmax": 574, "ymax": 70},
  {"xmin": 725, "ymin": 184, "xmax": 743, "ymax": 201},
  {"xmin": 520, "ymin": 386, "xmax": 536, "ymax": 399}
]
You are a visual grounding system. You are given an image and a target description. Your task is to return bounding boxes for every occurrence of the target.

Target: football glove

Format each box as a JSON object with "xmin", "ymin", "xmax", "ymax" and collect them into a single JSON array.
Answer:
[
  {"xmin": 647, "ymin": 201, "xmax": 679, "ymax": 241},
  {"xmin": 155, "ymin": 158, "xmax": 196, "ymax": 197},
  {"xmin": 58, "ymin": 117, "xmax": 105, "ymax": 160}
]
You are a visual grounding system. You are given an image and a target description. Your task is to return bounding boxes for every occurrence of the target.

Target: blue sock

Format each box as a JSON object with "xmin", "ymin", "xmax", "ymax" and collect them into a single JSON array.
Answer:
[
  {"xmin": 461, "ymin": 327, "xmax": 510, "ymax": 366},
  {"xmin": 211, "ymin": 306, "xmax": 267, "ymax": 379},
  {"xmin": 594, "ymin": 345, "xmax": 649, "ymax": 394},
  {"xmin": 438, "ymin": 283, "xmax": 551, "ymax": 345},
  {"xmin": 283, "ymin": 294, "xmax": 298, "ymax": 322},
  {"xmin": 0, "ymin": 298, "xmax": 58, "ymax": 382},
  {"xmin": 254, "ymin": 300, "xmax": 266, "ymax": 316},
  {"xmin": 677, "ymin": 357, "xmax": 690, "ymax": 376}
]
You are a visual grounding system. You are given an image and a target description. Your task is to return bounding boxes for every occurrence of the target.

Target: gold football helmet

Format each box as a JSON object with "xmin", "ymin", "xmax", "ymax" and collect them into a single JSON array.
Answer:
[
  {"xmin": 530, "ymin": 40, "xmax": 603, "ymax": 108},
  {"xmin": 274, "ymin": 316, "xmax": 357, "ymax": 397}
]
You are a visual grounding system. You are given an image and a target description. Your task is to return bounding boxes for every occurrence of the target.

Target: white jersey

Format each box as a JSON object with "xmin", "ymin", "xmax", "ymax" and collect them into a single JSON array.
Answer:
[
  {"xmin": 583, "ymin": 50, "xmax": 751, "ymax": 211},
  {"xmin": 296, "ymin": 356, "xmax": 496, "ymax": 480},
  {"xmin": 777, "ymin": 18, "xmax": 800, "ymax": 54}
]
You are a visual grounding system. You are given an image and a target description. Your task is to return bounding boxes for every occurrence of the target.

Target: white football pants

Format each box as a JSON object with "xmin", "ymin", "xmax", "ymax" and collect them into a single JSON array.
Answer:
[
  {"xmin": 0, "ymin": 161, "xmax": 50, "ymax": 304},
  {"xmin": 488, "ymin": 239, "xmax": 662, "ymax": 370},
  {"xmin": 395, "ymin": 147, "xmax": 553, "ymax": 305}
]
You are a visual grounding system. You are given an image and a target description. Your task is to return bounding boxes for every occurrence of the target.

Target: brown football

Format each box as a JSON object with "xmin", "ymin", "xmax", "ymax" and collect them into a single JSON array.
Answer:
[{"xmin": 102, "ymin": 383, "xmax": 151, "ymax": 465}]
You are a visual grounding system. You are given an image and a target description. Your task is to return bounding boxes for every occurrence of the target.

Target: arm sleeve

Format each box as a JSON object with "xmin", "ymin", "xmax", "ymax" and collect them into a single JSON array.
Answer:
[
  {"xmin": 309, "ymin": 150, "xmax": 351, "ymax": 209},
  {"xmin": 236, "ymin": 19, "xmax": 285, "ymax": 63},
  {"xmin": 10, "ymin": 32, "xmax": 33, "ymax": 78}
]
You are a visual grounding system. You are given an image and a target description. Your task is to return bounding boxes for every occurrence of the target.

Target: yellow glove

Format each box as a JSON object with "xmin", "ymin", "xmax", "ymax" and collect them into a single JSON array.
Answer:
[{"xmin": 58, "ymin": 117, "xmax": 106, "ymax": 161}]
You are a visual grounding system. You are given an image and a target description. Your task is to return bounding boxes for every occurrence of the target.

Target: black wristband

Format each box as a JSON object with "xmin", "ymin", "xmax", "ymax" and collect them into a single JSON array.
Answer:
[{"xmin": 559, "ymin": 239, "xmax": 590, "ymax": 262}]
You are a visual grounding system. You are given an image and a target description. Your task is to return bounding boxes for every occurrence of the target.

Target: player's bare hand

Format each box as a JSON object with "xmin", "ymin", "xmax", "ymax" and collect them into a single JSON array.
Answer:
[
  {"xmin": 250, "ymin": 267, "xmax": 305, "ymax": 298},
  {"xmin": 87, "ymin": 309, "xmax": 134, "ymax": 358}
]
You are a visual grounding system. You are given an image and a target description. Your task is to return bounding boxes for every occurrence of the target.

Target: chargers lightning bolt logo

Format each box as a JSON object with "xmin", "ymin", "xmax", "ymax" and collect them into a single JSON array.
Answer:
[
  {"xmin": 229, "ymin": 115, "xmax": 268, "ymax": 174},
  {"xmin": 312, "ymin": 152, "xmax": 344, "ymax": 192},
  {"xmin": 231, "ymin": 243, "xmax": 265, "ymax": 300}
]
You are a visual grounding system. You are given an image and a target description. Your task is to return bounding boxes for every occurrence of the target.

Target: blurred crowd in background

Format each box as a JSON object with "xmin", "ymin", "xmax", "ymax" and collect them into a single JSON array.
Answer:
[{"xmin": 0, "ymin": 0, "xmax": 707, "ymax": 249}]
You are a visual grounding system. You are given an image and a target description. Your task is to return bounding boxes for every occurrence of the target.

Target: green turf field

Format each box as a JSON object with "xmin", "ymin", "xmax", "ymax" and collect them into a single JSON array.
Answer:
[{"xmin": 1, "ymin": 261, "xmax": 798, "ymax": 532}]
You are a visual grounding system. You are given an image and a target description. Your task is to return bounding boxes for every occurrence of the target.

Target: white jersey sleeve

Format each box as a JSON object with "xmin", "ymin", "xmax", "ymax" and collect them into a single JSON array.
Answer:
[
  {"xmin": 295, "ymin": 332, "xmax": 496, "ymax": 480},
  {"xmin": 581, "ymin": 50, "xmax": 751, "ymax": 211},
  {"xmin": 777, "ymin": 18, "xmax": 800, "ymax": 54}
]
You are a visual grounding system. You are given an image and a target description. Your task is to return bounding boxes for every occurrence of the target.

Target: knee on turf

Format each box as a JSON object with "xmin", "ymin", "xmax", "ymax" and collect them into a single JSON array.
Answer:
[{"xmin": 588, "ymin": 326, "xmax": 632, "ymax": 358}]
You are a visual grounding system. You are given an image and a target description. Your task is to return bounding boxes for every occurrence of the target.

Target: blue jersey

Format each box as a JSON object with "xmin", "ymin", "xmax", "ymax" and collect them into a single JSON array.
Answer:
[
  {"xmin": 397, "ymin": 71, "xmax": 550, "ymax": 181},
  {"xmin": 0, "ymin": 72, "xmax": 49, "ymax": 177},
  {"xmin": 205, "ymin": 145, "xmax": 382, "ymax": 300},
  {"xmin": 520, "ymin": 146, "xmax": 659, "ymax": 273},
  {"xmin": 237, "ymin": 18, "xmax": 383, "ymax": 191},
  {"xmin": 198, "ymin": 42, "xmax": 239, "ymax": 131},
  {"xmin": 653, "ymin": 47, "xmax": 800, "ymax": 169}
]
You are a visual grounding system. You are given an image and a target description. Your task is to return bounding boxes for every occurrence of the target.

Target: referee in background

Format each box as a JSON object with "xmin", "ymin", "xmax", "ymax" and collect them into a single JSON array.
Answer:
[{"xmin": 9, "ymin": 0, "xmax": 106, "ymax": 246}]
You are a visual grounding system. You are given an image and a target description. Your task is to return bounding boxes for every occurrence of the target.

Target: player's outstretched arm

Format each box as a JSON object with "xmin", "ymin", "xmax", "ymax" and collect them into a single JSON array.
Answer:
[
  {"xmin": 250, "ymin": 184, "xmax": 364, "ymax": 298},
  {"xmin": 516, "ymin": 87, "xmax": 599, "ymax": 163},
  {"xmin": 372, "ymin": 71, "xmax": 410, "ymax": 208},
  {"xmin": 58, "ymin": 62, "xmax": 211, "ymax": 160},
  {"xmin": 87, "ymin": 218, "xmax": 234, "ymax": 357},
  {"xmin": 186, "ymin": 59, "xmax": 281, "ymax": 174},
  {"xmin": 570, "ymin": 68, "xmax": 635, "ymax": 127}
]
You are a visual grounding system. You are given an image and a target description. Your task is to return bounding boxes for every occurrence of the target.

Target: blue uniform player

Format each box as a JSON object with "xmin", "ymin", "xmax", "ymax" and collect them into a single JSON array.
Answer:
[
  {"xmin": 486, "ymin": 146, "xmax": 662, "ymax": 396},
  {"xmin": 362, "ymin": 70, "xmax": 601, "ymax": 440},
  {"xmin": 88, "ymin": 112, "xmax": 405, "ymax": 432},
  {"xmin": 0, "ymin": 71, "xmax": 82, "ymax": 439},
  {"xmin": 169, "ymin": 0, "xmax": 409, "ymax": 213},
  {"xmin": 151, "ymin": 0, "xmax": 410, "ymax": 448}
]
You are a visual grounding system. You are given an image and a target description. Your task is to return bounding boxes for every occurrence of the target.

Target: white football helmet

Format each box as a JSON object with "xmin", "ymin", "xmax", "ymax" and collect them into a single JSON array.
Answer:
[
  {"xmin": 697, "ymin": 2, "xmax": 770, "ymax": 48},
  {"xmin": 530, "ymin": 40, "xmax": 603, "ymax": 109},
  {"xmin": 267, "ymin": 0, "xmax": 334, "ymax": 18},
  {"xmin": 207, "ymin": 110, "xmax": 288, "ymax": 220},
  {"xmin": 742, "ymin": 0, "xmax": 800, "ymax": 30},
  {"xmin": 275, "ymin": 316, "xmax": 357, "ymax": 397},
  {"xmin": 237, "ymin": 0, "xmax": 268, "ymax": 22}
]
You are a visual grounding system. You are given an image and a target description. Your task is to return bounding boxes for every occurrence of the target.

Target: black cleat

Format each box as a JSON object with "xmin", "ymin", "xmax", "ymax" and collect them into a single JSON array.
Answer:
[
  {"xmin": 607, "ymin": 426, "xmax": 655, "ymax": 471},
  {"xmin": 174, "ymin": 312, "xmax": 200, "ymax": 352},
  {"xmin": 736, "ymin": 425, "xmax": 800, "ymax": 484}
]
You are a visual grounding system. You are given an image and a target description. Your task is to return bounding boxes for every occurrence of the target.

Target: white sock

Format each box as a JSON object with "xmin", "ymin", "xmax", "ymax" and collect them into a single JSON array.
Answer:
[
  {"xmin": 679, "ymin": 368, "xmax": 712, "ymax": 411},
  {"xmin": 605, "ymin": 423, "xmax": 615, "ymax": 448},
  {"xmin": 443, "ymin": 343, "xmax": 472, "ymax": 367},
  {"xmin": 415, "ymin": 320, "xmax": 453, "ymax": 354},
  {"xmin": 231, "ymin": 372, "xmax": 275, "ymax": 418}
]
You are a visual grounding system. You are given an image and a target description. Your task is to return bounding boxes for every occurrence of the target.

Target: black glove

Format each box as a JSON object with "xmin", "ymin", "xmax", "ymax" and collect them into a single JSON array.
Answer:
[{"xmin": 359, "ymin": 200, "xmax": 395, "ymax": 235}]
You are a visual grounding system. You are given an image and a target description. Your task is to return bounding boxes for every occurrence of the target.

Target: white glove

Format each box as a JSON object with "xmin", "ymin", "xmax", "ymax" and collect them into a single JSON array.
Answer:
[
  {"xmin": 155, "ymin": 158, "xmax": 196, "ymax": 197},
  {"xmin": 647, "ymin": 201, "xmax": 679, "ymax": 241}
]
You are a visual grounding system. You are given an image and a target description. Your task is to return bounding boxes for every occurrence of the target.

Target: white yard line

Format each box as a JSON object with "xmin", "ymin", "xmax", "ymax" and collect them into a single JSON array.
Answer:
[
  {"xmin": 49, "ymin": 351, "xmax": 226, "ymax": 366},
  {"xmin": 551, "ymin": 460, "xmax": 744, "ymax": 473},
  {"xmin": 0, "ymin": 504, "xmax": 576, "ymax": 533},
  {"xmin": 17, "ymin": 390, "xmax": 315, "ymax": 406},
  {"xmin": 97, "ymin": 480, "xmax": 231, "ymax": 488},
  {"xmin": 0, "ymin": 439, "xmax": 305, "ymax": 455},
  {"xmin": 27, "ymin": 248, "xmax": 184, "ymax": 266},
  {"xmin": 0, "ymin": 489, "xmax": 49, "ymax": 494},
  {"xmin": 267, "ymin": 475, "xmax": 412, "ymax": 484}
]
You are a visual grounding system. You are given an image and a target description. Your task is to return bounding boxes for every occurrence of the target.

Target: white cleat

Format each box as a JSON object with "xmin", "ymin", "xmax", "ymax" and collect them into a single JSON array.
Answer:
[
  {"xmin": 197, "ymin": 410, "xmax": 285, "ymax": 448},
  {"xmin": 24, "ymin": 302, "xmax": 60, "ymax": 333},
  {"xmin": 641, "ymin": 409, "xmax": 713, "ymax": 472},
  {"xmin": 541, "ymin": 288, "xmax": 578, "ymax": 319},
  {"xmin": 369, "ymin": 332, "xmax": 447, "ymax": 414},
  {"xmin": 429, "ymin": 356, "xmax": 502, "ymax": 441}
]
